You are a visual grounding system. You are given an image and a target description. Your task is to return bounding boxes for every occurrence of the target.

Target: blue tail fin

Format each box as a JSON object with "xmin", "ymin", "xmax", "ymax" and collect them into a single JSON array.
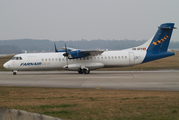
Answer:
[
  {"xmin": 142, "ymin": 23, "xmax": 176, "ymax": 63},
  {"xmin": 147, "ymin": 23, "xmax": 176, "ymax": 52}
]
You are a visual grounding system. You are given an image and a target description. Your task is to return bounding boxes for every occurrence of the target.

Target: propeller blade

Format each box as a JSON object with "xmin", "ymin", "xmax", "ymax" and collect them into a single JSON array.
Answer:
[
  {"xmin": 66, "ymin": 57, "xmax": 68, "ymax": 68},
  {"xmin": 63, "ymin": 43, "xmax": 69, "ymax": 57},
  {"xmin": 54, "ymin": 43, "xmax": 58, "ymax": 52},
  {"xmin": 63, "ymin": 43, "xmax": 69, "ymax": 68}
]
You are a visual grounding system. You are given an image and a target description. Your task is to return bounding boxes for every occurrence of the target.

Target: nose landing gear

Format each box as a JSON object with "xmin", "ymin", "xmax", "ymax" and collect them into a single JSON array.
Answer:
[{"xmin": 12, "ymin": 70, "xmax": 17, "ymax": 75}]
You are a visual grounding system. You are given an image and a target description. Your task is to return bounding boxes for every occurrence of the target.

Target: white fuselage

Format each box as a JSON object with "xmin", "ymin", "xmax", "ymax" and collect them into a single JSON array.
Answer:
[{"xmin": 3, "ymin": 50, "xmax": 146, "ymax": 71}]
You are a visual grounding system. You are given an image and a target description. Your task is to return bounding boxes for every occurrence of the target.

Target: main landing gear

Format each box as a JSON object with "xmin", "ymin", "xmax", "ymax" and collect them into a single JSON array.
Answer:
[{"xmin": 78, "ymin": 68, "xmax": 90, "ymax": 74}]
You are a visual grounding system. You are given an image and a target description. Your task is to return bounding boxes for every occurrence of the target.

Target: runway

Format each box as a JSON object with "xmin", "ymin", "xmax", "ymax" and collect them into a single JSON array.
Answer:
[{"xmin": 0, "ymin": 70, "xmax": 179, "ymax": 91}]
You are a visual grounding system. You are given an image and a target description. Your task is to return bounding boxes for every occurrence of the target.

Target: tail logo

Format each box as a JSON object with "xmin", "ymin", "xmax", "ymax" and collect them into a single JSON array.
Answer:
[{"xmin": 152, "ymin": 35, "xmax": 169, "ymax": 46}]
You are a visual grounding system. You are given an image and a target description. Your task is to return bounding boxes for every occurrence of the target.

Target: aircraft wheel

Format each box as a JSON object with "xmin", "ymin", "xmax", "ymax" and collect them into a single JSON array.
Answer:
[
  {"xmin": 78, "ymin": 68, "xmax": 83, "ymax": 74},
  {"xmin": 13, "ymin": 72, "xmax": 17, "ymax": 75},
  {"xmin": 84, "ymin": 69, "xmax": 90, "ymax": 74}
]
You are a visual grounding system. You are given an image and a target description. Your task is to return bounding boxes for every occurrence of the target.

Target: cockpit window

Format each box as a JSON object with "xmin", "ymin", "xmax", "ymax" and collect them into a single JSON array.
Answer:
[
  {"xmin": 11, "ymin": 57, "xmax": 16, "ymax": 60},
  {"xmin": 11, "ymin": 57, "xmax": 22, "ymax": 60}
]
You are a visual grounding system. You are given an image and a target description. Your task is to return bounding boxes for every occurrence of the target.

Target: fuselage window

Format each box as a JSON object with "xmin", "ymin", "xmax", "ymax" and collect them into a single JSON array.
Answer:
[
  {"xmin": 52, "ymin": 58, "xmax": 54, "ymax": 61},
  {"xmin": 105, "ymin": 57, "xmax": 107, "ymax": 59},
  {"xmin": 115, "ymin": 56, "xmax": 117, "ymax": 59},
  {"xmin": 80, "ymin": 58, "xmax": 82, "ymax": 60},
  {"xmin": 98, "ymin": 57, "xmax": 100, "ymax": 60},
  {"xmin": 83, "ymin": 58, "xmax": 85, "ymax": 60},
  {"xmin": 62, "ymin": 58, "xmax": 64, "ymax": 61},
  {"xmin": 90, "ymin": 57, "xmax": 92, "ymax": 59},
  {"xmin": 55, "ymin": 58, "xmax": 58, "ymax": 61},
  {"xmin": 125, "ymin": 56, "xmax": 127, "ymax": 59},
  {"xmin": 111, "ymin": 56, "xmax": 114, "ymax": 59},
  {"xmin": 87, "ymin": 57, "xmax": 89, "ymax": 60},
  {"xmin": 101, "ymin": 57, "xmax": 103, "ymax": 60},
  {"xmin": 118, "ymin": 56, "xmax": 120, "ymax": 59},
  {"xmin": 42, "ymin": 59, "xmax": 44, "ymax": 61},
  {"xmin": 45, "ymin": 59, "xmax": 47, "ymax": 61},
  {"xmin": 59, "ymin": 58, "xmax": 61, "ymax": 61},
  {"xmin": 49, "ymin": 58, "xmax": 51, "ymax": 61},
  {"xmin": 108, "ymin": 56, "xmax": 110, "ymax": 59},
  {"xmin": 122, "ymin": 56, "xmax": 123, "ymax": 59}
]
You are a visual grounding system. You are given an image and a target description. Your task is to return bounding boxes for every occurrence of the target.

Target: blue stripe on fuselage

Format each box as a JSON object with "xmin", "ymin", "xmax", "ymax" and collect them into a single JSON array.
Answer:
[{"xmin": 142, "ymin": 51, "xmax": 175, "ymax": 63}]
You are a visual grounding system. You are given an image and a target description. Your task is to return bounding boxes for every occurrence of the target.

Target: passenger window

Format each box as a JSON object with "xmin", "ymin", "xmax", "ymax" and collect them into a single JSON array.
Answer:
[
  {"xmin": 101, "ymin": 57, "xmax": 103, "ymax": 60},
  {"xmin": 111, "ymin": 56, "xmax": 113, "ymax": 59},
  {"xmin": 45, "ymin": 59, "xmax": 47, "ymax": 61},
  {"xmin": 55, "ymin": 58, "xmax": 57, "ymax": 61},
  {"xmin": 59, "ymin": 58, "xmax": 61, "ymax": 61},
  {"xmin": 118, "ymin": 56, "xmax": 120, "ymax": 59},
  {"xmin": 105, "ymin": 57, "xmax": 107, "ymax": 59},
  {"xmin": 42, "ymin": 59, "xmax": 44, "ymax": 61},
  {"xmin": 49, "ymin": 58, "xmax": 51, "ymax": 61},
  {"xmin": 52, "ymin": 58, "xmax": 54, "ymax": 61},
  {"xmin": 108, "ymin": 57, "xmax": 110, "ymax": 59},
  {"xmin": 83, "ymin": 58, "xmax": 85, "ymax": 60},
  {"xmin": 115, "ymin": 56, "xmax": 117, "ymax": 59},
  {"xmin": 125, "ymin": 56, "xmax": 127, "ymax": 59},
  {"xmin": 62, "ymin": 58, "xmax": 64, "ymax": 61},
  {"xmin": 122, "ymin": 56, "xmax": 123, "ymax": 59}
]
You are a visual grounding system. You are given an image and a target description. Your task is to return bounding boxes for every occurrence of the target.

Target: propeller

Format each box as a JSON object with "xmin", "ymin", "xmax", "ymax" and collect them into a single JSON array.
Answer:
[
  {"xmin": 63, "ymin": 43, "xmax": 69, "ymax": 68},
  {"xmin": 63, "ymin": 43, "xmax": 68, "ymax": 57},
  {"xmin": 54, "ymin": 43, "xmax": 58, "ymax": 52}
]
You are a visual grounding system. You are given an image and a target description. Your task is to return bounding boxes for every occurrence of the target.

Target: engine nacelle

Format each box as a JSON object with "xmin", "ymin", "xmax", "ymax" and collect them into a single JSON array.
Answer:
[{"xmin": 68, "ymin": 50, "xmax": 90, "ymax": 59}]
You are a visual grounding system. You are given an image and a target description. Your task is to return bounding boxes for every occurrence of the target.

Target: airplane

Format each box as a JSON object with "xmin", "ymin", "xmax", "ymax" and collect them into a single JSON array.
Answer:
[{"xmin": 3, "ymin": 23, "xmax": 177, "ymax": 75}]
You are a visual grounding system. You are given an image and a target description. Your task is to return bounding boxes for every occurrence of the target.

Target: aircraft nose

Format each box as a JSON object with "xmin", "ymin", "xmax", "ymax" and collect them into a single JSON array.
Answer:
[{"xmin": 3, "ymin": 62, "xmax": 8, "ymax": 69}]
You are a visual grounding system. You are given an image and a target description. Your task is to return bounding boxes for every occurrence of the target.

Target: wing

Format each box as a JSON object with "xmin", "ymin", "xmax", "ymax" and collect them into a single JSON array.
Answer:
[
  {"xmin": 81, "ymin": 50, "xmax": 105, "ymax": 56},
  {"xmin": 67, "ymin": 49, "xmax": 105, "ymax": 59}
]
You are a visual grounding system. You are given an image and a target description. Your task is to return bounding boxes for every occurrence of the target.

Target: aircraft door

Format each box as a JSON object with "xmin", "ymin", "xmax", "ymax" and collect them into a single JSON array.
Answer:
[{"xmin": 129, "ymin": 52, "xmax": 135, "ymax": 65}]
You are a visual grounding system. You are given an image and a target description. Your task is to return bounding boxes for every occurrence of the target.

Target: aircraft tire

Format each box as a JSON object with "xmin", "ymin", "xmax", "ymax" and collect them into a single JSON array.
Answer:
[
  {"xmin": 13, "ymin": 72, "xmax": 17, "ymax": 75},
  {"xmin": 78, "ymin": 68, "xmax": 83, "ymax": 74},
  {"xmin": 84, "ymin": 69, "xmax": 90, "ymax": 74}
]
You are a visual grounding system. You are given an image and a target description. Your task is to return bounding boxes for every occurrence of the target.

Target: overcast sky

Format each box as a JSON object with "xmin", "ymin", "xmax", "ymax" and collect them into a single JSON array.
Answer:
[{"xmin": 0, "ymin": 0, "xmax": 179, "ymax": 41}]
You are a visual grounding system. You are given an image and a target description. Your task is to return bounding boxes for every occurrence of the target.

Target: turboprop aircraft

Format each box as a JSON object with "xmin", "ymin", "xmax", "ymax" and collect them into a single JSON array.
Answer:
[{"xmin": 3, "ymin": 23, "xmax": 176, "ymax": 75}]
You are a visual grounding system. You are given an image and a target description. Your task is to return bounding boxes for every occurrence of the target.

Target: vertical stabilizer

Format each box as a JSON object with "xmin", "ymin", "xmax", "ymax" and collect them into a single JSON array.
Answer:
[
  {"xmin": 136, "ymin": 23, "xmax": 176, "ymax": 52},
  {"xmin": 147, "ymin": 23, "xmax": 175, "ymax": 52},
  {"xmin": 142, "ymin": 23, "xmax": 176, "ymax": 63}
]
